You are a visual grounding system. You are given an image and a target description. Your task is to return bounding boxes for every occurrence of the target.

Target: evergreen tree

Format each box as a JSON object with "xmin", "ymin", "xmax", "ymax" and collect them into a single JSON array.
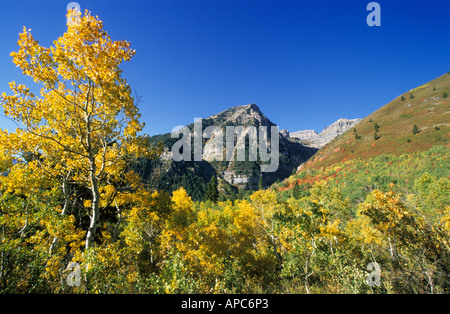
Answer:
[
  {"xmin": 374, "ymin": 123, "xmax": 380, "ymax": 132},
  {"xmin": 291, "ymin": 182, "xmax": 301, "ymax": 199},
  {"xmin": 205, "ymin": 175, "xmax": 219, "ymax": 202},
  {"xmin": 259, "ymin": 175, "xmax": 264, "ymax": 190}
]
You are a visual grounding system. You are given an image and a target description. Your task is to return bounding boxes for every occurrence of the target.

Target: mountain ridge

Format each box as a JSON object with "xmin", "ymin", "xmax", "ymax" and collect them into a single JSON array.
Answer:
[
  {"xmin": 301, "ymin": 72, "xmax": 450, "ymax": 170},
  {"xmin": 143, "ymin": 103, "xmax": 317, "ymax": 199},
  {"xmin": 142, "ymin": 70, "xmax": 450, "ymax": 200},
  {"xmin": 290, "ymin": 118, "xmax": 362, "ymax": 149}
]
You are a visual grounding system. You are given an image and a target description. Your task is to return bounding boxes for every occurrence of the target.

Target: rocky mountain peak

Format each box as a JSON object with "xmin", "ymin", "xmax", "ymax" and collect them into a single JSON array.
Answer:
[
  {"xmin": 323, "ymin": 118, "xmax": 362, "ymax": 132},
  {"xmin": 290, "ymin": 129, "xmax": 318, "ymax": 140},
  {"xmin": 147, "ymin": 103, "xmax": 317, "ymax": 196},
  {"xmin": 245, "ymin": 103, "xmax": 262, "ymax": 112},
  {"xmin": 290, "ymin": 118, "xmax": 361, "ymax": 149},
  {"xmin": 207, "ymin": 103, "xmax": 275, "ymax": 128}
]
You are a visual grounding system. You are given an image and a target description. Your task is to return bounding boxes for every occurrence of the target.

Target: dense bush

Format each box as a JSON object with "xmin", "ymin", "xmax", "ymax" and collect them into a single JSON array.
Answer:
[{"xmin": 1, "ymin": 146, "xmax": 448, "ymax": 293}]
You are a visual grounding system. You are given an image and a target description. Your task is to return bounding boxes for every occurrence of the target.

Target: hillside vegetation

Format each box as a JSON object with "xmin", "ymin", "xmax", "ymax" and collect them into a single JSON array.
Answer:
[
  {"xmin": 2, "ymin": 145, "xmax": 448, "ymax": 293},
  {"xmin": 1, "ymin": 11, "xmax": 449, "ymax": 294},
  {"xmin": 308, "ymin": 73, "xmax": 450, "ymax": 169}
]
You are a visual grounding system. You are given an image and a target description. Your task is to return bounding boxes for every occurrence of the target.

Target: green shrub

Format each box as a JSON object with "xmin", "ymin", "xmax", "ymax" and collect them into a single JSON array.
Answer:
[{"xmin": 374, "ymin": 131, "xmax": 381, "ymax": 140}]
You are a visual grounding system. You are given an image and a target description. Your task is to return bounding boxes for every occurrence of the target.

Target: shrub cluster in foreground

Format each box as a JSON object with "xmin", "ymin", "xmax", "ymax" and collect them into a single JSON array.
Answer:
[{"xmin": 1, "ymin": 146, "xmax": 449, "ymax": 294}]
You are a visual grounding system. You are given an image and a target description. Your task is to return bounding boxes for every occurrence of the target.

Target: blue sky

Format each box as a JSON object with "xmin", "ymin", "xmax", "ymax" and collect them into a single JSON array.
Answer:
[{"xmin": 0, "ymin": 0, "xmax": 449, "ymax": 136}]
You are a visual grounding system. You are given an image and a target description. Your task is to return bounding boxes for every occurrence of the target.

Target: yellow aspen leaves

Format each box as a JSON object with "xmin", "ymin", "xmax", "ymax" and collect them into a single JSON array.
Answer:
[
  {"xmin": 1, "ymin": 10, "xmax": 161, "ymax": 250},
  {"xmin": 359, "ymin": 189, "xmax": 411, "ymax": 236}
]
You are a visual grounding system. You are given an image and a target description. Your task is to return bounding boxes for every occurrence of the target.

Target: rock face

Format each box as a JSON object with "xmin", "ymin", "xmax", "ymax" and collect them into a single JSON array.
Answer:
[
  {"xmin": 207, "ymin": 103, "xmax": 275, "ymax": 128},
  {"xmin": 280, "ymin": 129, "xmax": 290, "ymax": 138},
  {"xmin": 137, "ymin": 104, "xmax": 361, "ymax": 199},
  {"xmin": 290, "ymin": 130, "xmax": 318, "ymax": 141},
  {"xmin": 142, "ymin": 104, "xmax": 317, "ymax": 199},
  {"xmin": 291, "ymin": 118, "xmax": 362, "ymax": 149}
]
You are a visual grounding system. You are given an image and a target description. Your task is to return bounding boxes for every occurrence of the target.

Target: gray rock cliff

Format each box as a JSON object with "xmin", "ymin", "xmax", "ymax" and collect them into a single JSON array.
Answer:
[{"xmin": 291, "ymin": 118, "xmax": 361, "ymax": 149}]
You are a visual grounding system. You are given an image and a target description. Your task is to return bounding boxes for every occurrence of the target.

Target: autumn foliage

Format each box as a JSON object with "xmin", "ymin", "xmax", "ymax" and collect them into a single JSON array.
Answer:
[{"xmin": 1, "ymin": 11, "xmax": 449, "ymax": 294}]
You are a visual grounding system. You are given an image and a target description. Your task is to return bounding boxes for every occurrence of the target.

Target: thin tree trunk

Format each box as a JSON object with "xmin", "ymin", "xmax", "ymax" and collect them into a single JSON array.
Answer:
[
  {"xmin": 86, "ymin": 165, "xmax": 100, "ymax": 249},
  {"xmin": 388, "ymin": 236, "xmax": 398, "ymax": 263},
  {"xmin": 304, "ymin": 238, "xmax": 316, "ymax": 294},
  {"xmin": 304, "ymin": 259, "xmax": 310, "ymax": 294},
  {"xmin": 85, "ymin": 96, "xmax": 100, "ymax": 249},
  {"xmin": 426, "ymin": 270, "xmax": 434, "ymax": 294},
  {"xmin": 50, "ymin": 172, "xmax": 71, "ymax": 254}
]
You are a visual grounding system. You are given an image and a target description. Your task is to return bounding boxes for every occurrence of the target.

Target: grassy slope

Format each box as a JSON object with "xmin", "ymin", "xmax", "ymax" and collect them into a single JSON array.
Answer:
[
  {"xmin": 304, "ymin": 72, "xmax": 450, "ymax": 170},
  {"xmin": 274, "ymin": 145, "xmax": 449, "ymax": 205}
]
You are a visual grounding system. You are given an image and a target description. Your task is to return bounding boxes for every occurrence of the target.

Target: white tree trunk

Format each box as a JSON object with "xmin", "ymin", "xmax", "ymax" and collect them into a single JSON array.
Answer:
[{"xmin": 86, "ymin": 166, "xmax": 100, "ymax": 249}]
